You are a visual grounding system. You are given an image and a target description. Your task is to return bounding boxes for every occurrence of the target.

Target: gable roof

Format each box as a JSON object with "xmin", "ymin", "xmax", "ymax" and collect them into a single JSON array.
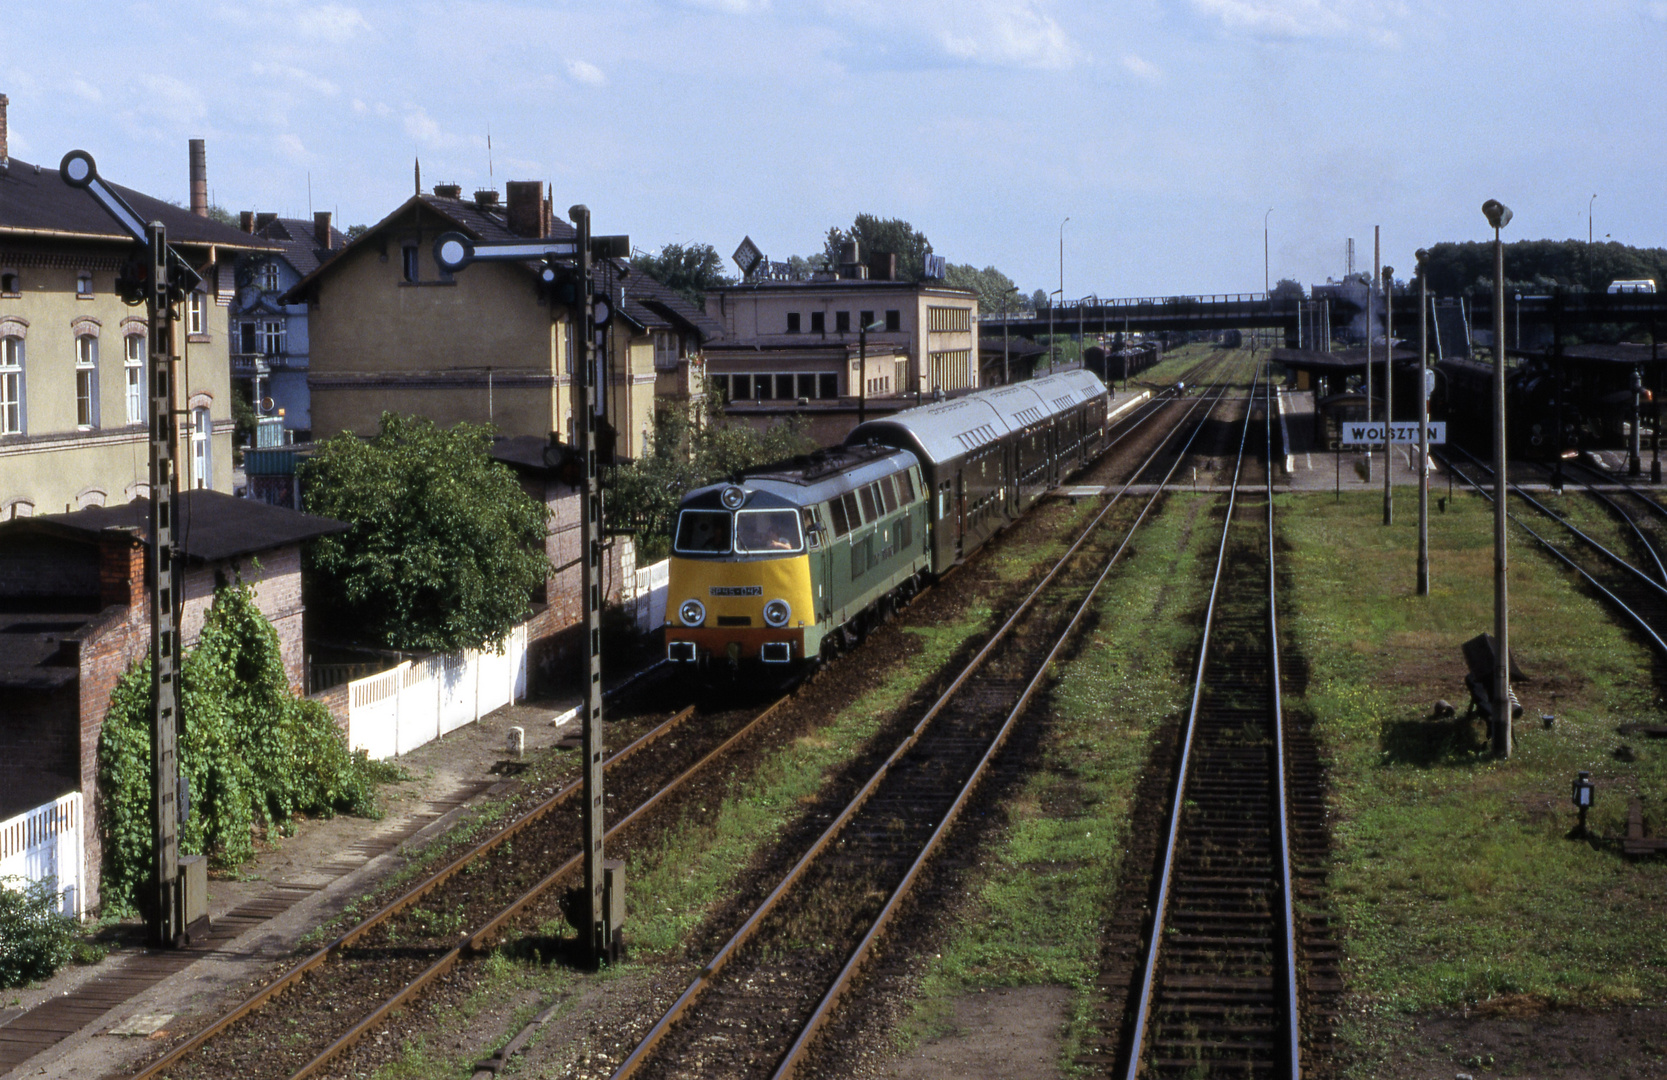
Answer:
[
  {"xmin": 283, "ymin": 192, "xmax": 723, "ymax": 344},
  {"xmin": 0, "ymin": 156, "xmax": 275, "ymax": 252},
  {"xmin": 3, "ymin": 490, "xmax": 347, "ymax": 564},
  {"xmin": 252, "ymin": 216, "xmax": 349, "ymax": 278}
]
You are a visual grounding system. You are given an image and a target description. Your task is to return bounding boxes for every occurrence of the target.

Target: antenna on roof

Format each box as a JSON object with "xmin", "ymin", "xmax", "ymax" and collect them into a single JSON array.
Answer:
[
  {"xmin": 307, "ymin": 171, "xmax": 312, "ymax": 218},
  {"xmin": 414, "ymin": 156, "xmax": 421, "ymax": 195},
  {"xmin": 487, "ymin": 126, "xmax": 493, "ymax": 181}
]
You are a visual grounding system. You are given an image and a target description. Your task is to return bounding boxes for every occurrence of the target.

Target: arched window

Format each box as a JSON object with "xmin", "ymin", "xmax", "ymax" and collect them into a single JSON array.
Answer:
[
  {"xmin": 75, "ymin": 334, "xmax": 99, "ymax": 428},
  {"xmin": 0, "ymin": 335, "xmax": 23, "ymax": 435},
  {"xmin": 124, "ymin": 333, "xmax": 146, "ymax": 424},
  {"xmin": 191, "ymin": 406, "xmax": 212, "ymax": 489}
]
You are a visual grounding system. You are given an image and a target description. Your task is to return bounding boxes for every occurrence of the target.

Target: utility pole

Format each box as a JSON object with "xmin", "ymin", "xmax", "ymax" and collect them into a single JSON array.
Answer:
[
  {"xmin": 60, "ymin": 151, "xmax": 194, "ymax": 947},
  {"xmin": 1416, "ymin": 249, "xmax": 1431, "ymax": 596},
  {"xmin": 1484, "ymin": 198, "xmax": 1514, "ymax": 758},
  {"xmin": 1364, "ymin": 231, "xmax": 1375, "ymax": 484},
  {"xmin": 1383, "ymin": 261, "xmax": 1394, "ymax": 525}
]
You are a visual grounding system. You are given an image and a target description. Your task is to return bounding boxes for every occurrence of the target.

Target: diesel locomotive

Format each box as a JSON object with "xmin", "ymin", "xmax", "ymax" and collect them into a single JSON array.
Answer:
[{"xmin": 665, "ymin": 369, "xmax": 1111, "ymax": 675}]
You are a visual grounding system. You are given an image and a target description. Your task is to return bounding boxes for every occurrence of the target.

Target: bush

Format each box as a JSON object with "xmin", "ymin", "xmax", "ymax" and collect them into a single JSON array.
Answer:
[
  {"xmin": 97, "ymin": 580, "xmax": 386, "ymax": 913},
  {"xmin": 0, "ymin": 877, "xmax": 77, "ymax": 988}
]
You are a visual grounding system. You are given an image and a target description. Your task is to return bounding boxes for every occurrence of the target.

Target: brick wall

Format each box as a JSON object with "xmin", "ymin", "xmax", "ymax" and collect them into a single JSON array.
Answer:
[
  {"xmin": 74, "ymin": 599, "xmax": 150, "ymax": 911},
  {"xmin": 526, "ymin": 478, "xmax": 631, "ymax": 694},
  {"xmin": 178, "ymin": 546, "xmax": 308, "ymax": 689}
]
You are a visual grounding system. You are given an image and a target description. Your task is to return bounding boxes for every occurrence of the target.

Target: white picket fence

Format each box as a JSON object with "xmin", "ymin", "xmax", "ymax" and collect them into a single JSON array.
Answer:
[
  {"xmin": 0, "ymin": 793, "xmax": 84, "ymax": 918},
  {"xmin": 628, "ymin": 558, "xmax": 668, "ymax": 633},
  {"xmin": 346, "ymin": 624, "xmax": 528, "ymax": 760}
]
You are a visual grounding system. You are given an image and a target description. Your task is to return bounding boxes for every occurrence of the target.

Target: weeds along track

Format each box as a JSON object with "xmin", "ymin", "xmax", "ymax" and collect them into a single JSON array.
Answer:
[
  {"xmin": 1440, "ymin": 445, "xmax": 1667, "ymax": 657},
  {"xmin": 1105, "ymin": 368, "xmax": 1339, "ymax": 1079},
  {"xmin": 606, "ymin": 374, "xmax": 1248, "ymax": 1080},
  {"xmin": 123, "ymin": 692, "xmax": 790, "ymax": 1080}
]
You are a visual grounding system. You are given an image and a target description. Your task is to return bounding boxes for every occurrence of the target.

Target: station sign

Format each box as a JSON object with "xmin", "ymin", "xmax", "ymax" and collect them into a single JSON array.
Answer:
[{"xmin": 1343, "ymin": 421, "xmax": 1446, "ymax": 446}]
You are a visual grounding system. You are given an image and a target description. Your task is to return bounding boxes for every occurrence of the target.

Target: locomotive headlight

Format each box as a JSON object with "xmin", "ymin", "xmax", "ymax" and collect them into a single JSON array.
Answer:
[
  {"xmin": 679, "ymin": 599, "xmax": 706, "ymax": 627},
  {"xmin": 762, "ymin": 599, "xmax": 791, "ymax": 628}
]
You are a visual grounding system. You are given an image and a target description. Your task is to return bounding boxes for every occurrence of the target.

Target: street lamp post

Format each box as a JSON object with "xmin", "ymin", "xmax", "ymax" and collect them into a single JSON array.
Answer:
[
  {"xmin": 1484, "ymin": 198, "xmax": 1514, "ymax": 758},
  {"xmin": 1264, "ymin": 208, "xmax": 1273, "ymax": 294},
  {"xmin": 1417, "ymin": 249, "xmax": 1431, "ymax": 596}
]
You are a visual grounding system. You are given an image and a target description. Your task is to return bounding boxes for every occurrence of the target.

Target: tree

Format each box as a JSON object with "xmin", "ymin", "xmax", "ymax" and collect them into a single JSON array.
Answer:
[
  {"xmin": 824, "ymin": 214, "xmax": 934, "ymax": 281},
  {"xmin": 345, "ymin": 224, "xmax": 369, "ymax": 242},
  {"xmin": 945, "ymin": 263, "xmax": 1020, "ymax": 313},
  {"xmin": 633, "ymin": 242, "xmax": 734, "ymax": 307},
  {"xmin": 1270, "ymin": 278, "xmax": 1306, "ymax": 301},
  {"xmin": 1032, "ymin": 288, "xmax": 1051, "ymax": 311},
  {"xmin": 608, "ymin": 381, "xmax": 816, "ymax": 559},
  {"xmin": 300, "ymin": 414, "xmax": 550, "ymax": 652}
]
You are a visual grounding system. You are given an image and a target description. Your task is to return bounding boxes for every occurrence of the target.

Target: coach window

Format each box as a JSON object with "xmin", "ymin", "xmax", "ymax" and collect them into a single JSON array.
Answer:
[
  {"xmin": 674, "ymin": 509, "xmax": 732, "ymax": 554},
  {"xmin": 840, "ymin": 492, "xmax": 862, "ymax": 528},
  {"xmin": 829, "ymin": 497, "xmax": 851, "ymax": 537},
  {"xmin": 880, "ymin": 476, "xmax": 898, "ymax": 514},
  {"xmin": 859, "ymin": 484, "xmax": 879, "ymax": 522},
  {"xmin": 735, "ymin": 509, "xmax": 803, "ymax": 554}
]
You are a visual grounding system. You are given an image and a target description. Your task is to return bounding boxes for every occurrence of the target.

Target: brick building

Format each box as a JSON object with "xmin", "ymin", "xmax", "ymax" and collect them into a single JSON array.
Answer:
[{"xmin": 0, "ymin": 492, "xmax": 345, "ymax": 909}]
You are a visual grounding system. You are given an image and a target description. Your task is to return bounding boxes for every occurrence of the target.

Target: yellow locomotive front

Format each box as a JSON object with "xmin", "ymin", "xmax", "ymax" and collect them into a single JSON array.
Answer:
[{"xmin": 665, "ymin": 483, "xmax": 818, "ymax": 673}]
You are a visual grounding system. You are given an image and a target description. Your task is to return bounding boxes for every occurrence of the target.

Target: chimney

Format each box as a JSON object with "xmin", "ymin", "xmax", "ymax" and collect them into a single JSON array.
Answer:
[
  {"xmin": 869, "ymin": 252, "xmax": 897, "ymax": 282},
  {"xmin": 839, "ymin": 241, "xmax": 868, "ymax": 280},
  {"xmin": 189, "ymin": 138, "xmax": 208, "ymax": 217},
  {"xmin": 473, "ymin": 189, "xmax": 500, "ymax": 209},
  {"xmin": 0, "ymin": 94, "xmax": 8, "ymax": 170},
  {"xmin": 314, "ymin": 211, "xmax": 333, "ymax": 250},
  {"xmin": 98, "ymin": 527, "xmax": 145, "ymax": 610},
  {"xmin": 239, "ymin": 210, "xmax": 255, "ymax": 233},
  {"xmin": 434, "ymin": 182, "xmax": 462, "ymax": 199},
  {"xmin": 505, "ymin": 180, "xmax": 544, "ymax": 238}
]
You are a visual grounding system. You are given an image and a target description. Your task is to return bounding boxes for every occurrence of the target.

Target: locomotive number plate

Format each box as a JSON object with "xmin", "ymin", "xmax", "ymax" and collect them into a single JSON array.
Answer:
[{"xmin": 710, "ymin": 586, "xmax": 763, "ymax": 597}]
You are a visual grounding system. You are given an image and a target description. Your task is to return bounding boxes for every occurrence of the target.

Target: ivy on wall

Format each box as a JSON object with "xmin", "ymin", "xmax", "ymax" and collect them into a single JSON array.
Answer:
[{"xmin": 97, "ymin": 581, "xmax": 390, "ymax": 913}]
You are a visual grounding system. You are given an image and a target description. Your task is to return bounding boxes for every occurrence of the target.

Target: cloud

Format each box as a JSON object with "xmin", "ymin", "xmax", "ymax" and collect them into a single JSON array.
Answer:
[
  {"xmin": 138, "ymin": 74, "xmax": 207, "ymax": 124},
  {"xmin": 403, "ymin": 108, "xmax": 445, "ymax": 146},
  {"xmin": 827, "ymin": 0, "xmax": 1082, "ymax": 70},
  {"xmin": 1646, "ymin": 1, "xmax": 1667, "ymax": 20},
  {"xmin": 277, "ymin": 132, "xmax": 308, "ymax": 161},
  {"xmin": 68, "ymin": 78, "xmax": 102, "ymax": 102},
  {"xmin": 1121, "ymin": 53, "xmax": 1162, "ymax": 81},
  {"xmin": 249, "ymin": 62, "xmax": 339, "ymax": 96},
  {"xmin": 295, "ymin": 4, "xmax": 371, "ymax": 42},
  {"xmin": 1188, "ymin": 0, "xmax": 1408, "ymax": 45},
  {"xmin": 566, "ymin": 59, "xmax": 607, "ymax": 85},
  {"xmin": 678, "ymin": 0, "xmax": 772, "ymax": 11}
]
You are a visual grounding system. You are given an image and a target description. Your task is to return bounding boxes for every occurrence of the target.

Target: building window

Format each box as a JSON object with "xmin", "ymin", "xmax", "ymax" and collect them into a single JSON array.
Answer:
[
  {"xmin": 860, "ymin": 310, "xmax": 874, "ymax": 329},
  {"xmin": 810, "ymin": 311, "xmax": 825, "ymax": 334},
  {"xmin": 125, "ymin": 334, "xmax": 145, "ymax": 424},
  {"xmin": 928, "ymin": 305, "xmax": 971, "ymax": 332},
  {"xmin": 260, "ymin": 319, "xmax": 285, "ymax": 356},
  {"xmin": 836, "ymin": 311, "xmax": 850, "ymax": 334},
  {"xmin": 654, "ymin": 330, "xmax": 678, "ymax": 371},
  {"xmin": 259, "ymin": 261, "xmax": 280, "ymax": 292},
  {"xmin": 187, "ymin": 291, "xmax": 206, "ymax": 336},
  {"xmin": 0, "ymin": 270, "xmax": 18, "ymax": 295},
  {"xmin": 76, "ymin": 335, "xmax": 98, "ymax": 428},
  {"xmin": 191, "ymin": 406, "xmax": 212, "ymax": 489},
  {"xmin": 885, "ymin": 309, "xmax": 901, "ymax": 331},
  {"xmin": 76, "ymin": 273, "xmax": 92, "ymax": 297},
  {"xmin": 786, "ymin": 312, "xmax": 800, "ymax": 334},
  {"xmin": 402, "ymin": 245, "xmax": 420, "ymax": 283},
  {"xmin": 240, "ymin": 321, "xmax": 257, "ymax": 354},
  {"xmin": 0, "ymin": 337, "xmax": 23, "ymax": 435}
]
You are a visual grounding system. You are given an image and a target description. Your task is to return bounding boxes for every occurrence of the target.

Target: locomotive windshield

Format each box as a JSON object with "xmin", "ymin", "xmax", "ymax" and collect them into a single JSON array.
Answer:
[
  {"xmin": 674, "ymin": 510, "xmax": 733, "ymax": 554},
  {"xmin": 735, "ymin": 510, "xmax": 803, "ymax": 554}
]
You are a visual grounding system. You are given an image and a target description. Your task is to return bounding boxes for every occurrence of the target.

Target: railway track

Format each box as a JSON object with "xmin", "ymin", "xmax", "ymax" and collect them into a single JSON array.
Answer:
[
  {"xmin": 1097, "ymin": 369, "xmax": 1340, "ymax": 1079},
  {"xmin": 605, "ymin": 369, "xmax": 1252, "ymax": 1080},
  {"xmin": 117, "ymin": 362, "xmax": 1239, "ymax": 1080},
  {"xmin": 1439, "ymin": 445, "xmax": 1667, "ymax": 654},
  {"xmin": 123, "ymin": 693, "xmax": 794, "ymax": 1080}
]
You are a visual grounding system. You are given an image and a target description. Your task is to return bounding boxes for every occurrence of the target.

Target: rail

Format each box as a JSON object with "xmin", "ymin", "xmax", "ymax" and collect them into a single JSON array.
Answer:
[{"xmin": 611, "ymin": 360, "xmax": 1248, "ymax": 1079}]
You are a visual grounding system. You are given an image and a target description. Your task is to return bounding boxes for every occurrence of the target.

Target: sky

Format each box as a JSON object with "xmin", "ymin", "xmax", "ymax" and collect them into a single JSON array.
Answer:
[{"xmin": 3, "ymin": 1, "xmax": 1664, "ymax": 300}]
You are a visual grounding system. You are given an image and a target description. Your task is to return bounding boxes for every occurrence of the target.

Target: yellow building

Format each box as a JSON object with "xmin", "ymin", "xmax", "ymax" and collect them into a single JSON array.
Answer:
[
  {"xmin": 702, "ymin": 256, "xmax": 979, "ymax": 405},
  {"xmin": 289, "ymin": 182, "xmax": 720, "ymax": 463},
  {"xmin": 0, "ymin": 111, "xmax": 270, "ymax": 517}
]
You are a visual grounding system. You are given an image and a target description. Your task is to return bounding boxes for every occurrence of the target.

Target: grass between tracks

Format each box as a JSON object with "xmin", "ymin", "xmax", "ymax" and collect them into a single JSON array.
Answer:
[
  {"xmin": 890, "ymin": 493, "xmax": 1216, "ymax": 1071},
  {"xmin": 1278, "ymin": 489, "xmax": 1667, "ymax": 1072}
]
